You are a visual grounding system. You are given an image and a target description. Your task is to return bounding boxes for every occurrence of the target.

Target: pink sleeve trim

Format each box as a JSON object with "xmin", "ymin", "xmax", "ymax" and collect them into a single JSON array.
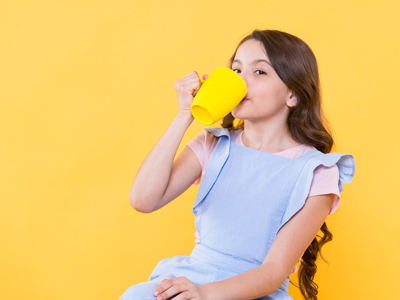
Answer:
[
  {"xmin": 186, "ymin": 131, "xmax": 218, "ymax": 186},
  {"xmin": 308, "ymin": 164, "xmax": 341, "ymax": 214}
]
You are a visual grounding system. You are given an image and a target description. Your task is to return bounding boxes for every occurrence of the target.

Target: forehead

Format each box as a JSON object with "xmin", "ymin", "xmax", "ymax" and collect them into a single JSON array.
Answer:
[{"xmin": 234, "ymin": 39, "xmax": 269, "ymax": 61}]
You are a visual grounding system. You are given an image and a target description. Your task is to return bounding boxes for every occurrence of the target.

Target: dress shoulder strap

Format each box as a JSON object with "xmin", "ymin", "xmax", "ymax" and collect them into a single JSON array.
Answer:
[{"xmin": 193, "ymin": 129, "xmax": 236, "ymax": 209}]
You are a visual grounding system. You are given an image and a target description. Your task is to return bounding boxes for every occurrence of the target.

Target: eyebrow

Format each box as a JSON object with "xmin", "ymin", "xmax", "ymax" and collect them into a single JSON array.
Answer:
[{"xmin": 232, "ymin": 58, "xmax": 272, "ymax": 67}]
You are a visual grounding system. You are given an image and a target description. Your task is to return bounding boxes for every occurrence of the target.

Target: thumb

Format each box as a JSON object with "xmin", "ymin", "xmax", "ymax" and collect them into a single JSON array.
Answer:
[{"xmin": 202, "ymin": 74, "xmax": 209, "ymax": 80}]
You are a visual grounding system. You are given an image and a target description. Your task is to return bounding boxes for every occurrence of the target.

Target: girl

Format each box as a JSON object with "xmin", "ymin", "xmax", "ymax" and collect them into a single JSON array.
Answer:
[{"xmin": 120, "ymin": 30, "xmax": 355, "ymax": 300}]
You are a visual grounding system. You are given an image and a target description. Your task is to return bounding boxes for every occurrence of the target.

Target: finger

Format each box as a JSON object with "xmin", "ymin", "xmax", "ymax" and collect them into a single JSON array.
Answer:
[
  {"xmin": 182, "ymin": 71, "xmax": 199, "ymax": 80},
  {"xmin": 202, "ymin": 74, "xmax": 209, "ymax": 80},
  {"xmin": 156, "ymin": 277, "xmax": 194, "ymax": 300},
  {"xmin": 169, "ymin": 291, "xmax": 194, "ymax": 300},
  {"xmin": 177, "ymin": 75, "xmax": 201, "ymax": 90},
  {"xmin": 192, "ymin": 76, "xmax": 205, "ymax": 96},
  {"xmin": 157, "ymin": 283, "xmax": 187, "ymax": 300},
  {"xmin": 186, "ymin": 75, "xmax": 202, "ymax": 88},
  {"xmin": 154, "ymin": 277, "xmax": 189, "ymax": 298},
  {"xmin": 153, "ymin": 279, "xmax": 173, "ymax": 297},
  {"xmin": 174, "ymin": 81, "xmax": 201, "ymax": 99},
  {"xmin": 189, "ymin": 80, "xmax": 203, "ymax": 97}
]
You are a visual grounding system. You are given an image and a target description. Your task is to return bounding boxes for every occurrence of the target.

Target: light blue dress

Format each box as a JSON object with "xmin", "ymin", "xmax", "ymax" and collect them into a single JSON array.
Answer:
[{"xmin": 120, "ymin": 128, "xmax": 355, "ymax": 300}]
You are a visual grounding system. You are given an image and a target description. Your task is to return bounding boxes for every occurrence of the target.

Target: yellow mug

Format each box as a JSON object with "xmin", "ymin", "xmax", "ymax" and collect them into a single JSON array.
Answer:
[{"xmin": 191, "ymin": 67, "xmax": 247, "ymax": 125}]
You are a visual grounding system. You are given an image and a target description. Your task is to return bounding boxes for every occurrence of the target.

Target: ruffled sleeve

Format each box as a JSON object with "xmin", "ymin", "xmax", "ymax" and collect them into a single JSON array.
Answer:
[{"xmin": 280, "ymin": 153, "xmax": 356, "ymax": 228}]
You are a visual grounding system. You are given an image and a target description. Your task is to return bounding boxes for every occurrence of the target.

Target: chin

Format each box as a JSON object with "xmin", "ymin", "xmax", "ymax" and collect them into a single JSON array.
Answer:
[
  {"xmin": 231, "ymin": 107, "xmax": 240, "ymax": 118},
  {"xmin": 231, "ymin": 109, "xmax": 246, "ymax": 120}
]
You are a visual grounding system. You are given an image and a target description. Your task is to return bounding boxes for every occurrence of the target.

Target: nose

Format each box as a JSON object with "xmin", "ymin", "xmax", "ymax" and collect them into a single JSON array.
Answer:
[
  {"xmin": 235, "ymin": 73, "xmax": 248, "ymax": 99},
  {"xmin": 237, "ymin": 71, "xmax": 248, "ymax": 87}
]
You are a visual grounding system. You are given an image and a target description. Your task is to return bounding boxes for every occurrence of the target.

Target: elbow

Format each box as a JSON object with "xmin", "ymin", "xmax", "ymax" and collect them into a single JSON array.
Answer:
[{"xmin": 129, "ymin": 193, "xmax": 154, "ymax": 214}]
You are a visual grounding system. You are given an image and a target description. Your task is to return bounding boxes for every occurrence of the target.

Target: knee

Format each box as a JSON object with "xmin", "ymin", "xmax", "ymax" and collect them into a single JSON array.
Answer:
[
  {"xmin": 119, "ymin": 282, "xmax": 157, "ymax": 300},
  {"xmin": 119, "ymin": 274, "xmax": 175, "ymax": 300}
]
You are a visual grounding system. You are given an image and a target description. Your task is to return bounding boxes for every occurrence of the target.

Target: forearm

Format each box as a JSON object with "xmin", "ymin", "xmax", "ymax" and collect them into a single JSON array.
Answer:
[
  {"xmin": 199, "ymin": 262, "xmax": 289, "ymax": 300},
  {"xmin": 129, "ymin": 111, "xmax": 194, "ymax": 212}
]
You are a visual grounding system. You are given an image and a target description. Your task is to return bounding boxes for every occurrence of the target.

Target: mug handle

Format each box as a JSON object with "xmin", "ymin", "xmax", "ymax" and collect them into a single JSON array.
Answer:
[{"xmin": 193, "ymin": 79, "xmax": 206, "ymax": 97}]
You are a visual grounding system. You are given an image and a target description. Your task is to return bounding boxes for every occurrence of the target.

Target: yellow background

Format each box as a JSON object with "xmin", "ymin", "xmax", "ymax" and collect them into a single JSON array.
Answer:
[{"xmin": 1, "ymin": 1, "xmax": 399, "ymax": 299}]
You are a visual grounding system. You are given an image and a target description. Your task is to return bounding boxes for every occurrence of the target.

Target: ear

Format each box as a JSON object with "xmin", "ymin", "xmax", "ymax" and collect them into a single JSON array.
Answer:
[{"xmin": 286, "ymin": 91, "xmax": 297, "ymax": 108}]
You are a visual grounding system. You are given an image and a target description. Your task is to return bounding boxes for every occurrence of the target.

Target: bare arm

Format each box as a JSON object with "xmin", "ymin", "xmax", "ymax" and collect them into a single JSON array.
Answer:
[
  {"xmin": 198, "ymin": 194, "xmax": 335, "ymax": 299},
  {"xmin": 129, "ymin": 71, "xmax": 204, "ymax": 213}
]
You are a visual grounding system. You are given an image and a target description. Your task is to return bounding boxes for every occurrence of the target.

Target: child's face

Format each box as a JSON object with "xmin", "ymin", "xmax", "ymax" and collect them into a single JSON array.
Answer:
[{"xmin": 231, "ymin": 39, "xmax": 296, "ymax": 123}]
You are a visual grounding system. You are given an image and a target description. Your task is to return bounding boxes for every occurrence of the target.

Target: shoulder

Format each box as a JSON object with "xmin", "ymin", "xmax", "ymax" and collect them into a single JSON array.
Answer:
[
  {"xmin": 313, "ymin": 164, "xmax": 339, "ymax": 181},
  {"xmin": 187, "ymin": 130, "xmax": 219, "ymax": 149},
  {"xmin": 307, "ymin": 151, "xmax": 356, "ymax": 187},
  {"xmin": 186, "ymin": 130, "xmax": 221, "ymax": 167},
  {"xmin": 290, "ymin": 145, "xmax": 341, "ymax": 188},
  {"xmin": 204, "ymin": 127, "xmax": 232, "ymax": 138},
  {"xmin": 297, "ymin": 146, "xmax": 340, "ymax": 179},
  {"xmin": 303, "ymin": 150, "xmax": 356, "ymax": 194},
  {"xmin": 280, "ymin": 144, "xmax": 315, "ymax": 159},
  {"xmin": 189, "ymin": 128, "xmax": 239, "ymax": 149}
]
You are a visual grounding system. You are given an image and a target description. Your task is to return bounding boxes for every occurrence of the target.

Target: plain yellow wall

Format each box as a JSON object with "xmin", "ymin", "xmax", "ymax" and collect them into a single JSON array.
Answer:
[{"xmin": 1, "ymin": 1, "xmax": 399, "ymax": 299}]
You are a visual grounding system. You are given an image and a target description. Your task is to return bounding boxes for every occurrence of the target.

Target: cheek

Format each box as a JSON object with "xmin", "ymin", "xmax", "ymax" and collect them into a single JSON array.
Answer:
[{"xmin": 259, "ymin": 81, "xmax": 288, "ymax": 103}]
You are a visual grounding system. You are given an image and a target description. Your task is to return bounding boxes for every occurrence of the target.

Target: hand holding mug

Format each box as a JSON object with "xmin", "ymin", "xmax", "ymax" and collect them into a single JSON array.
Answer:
[{"xmin": 174, "ymin": 71, "xmax": 203, "ymax": 116}]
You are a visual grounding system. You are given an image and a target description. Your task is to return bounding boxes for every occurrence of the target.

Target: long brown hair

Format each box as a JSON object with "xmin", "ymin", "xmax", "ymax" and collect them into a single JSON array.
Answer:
[{"xmin": 223, "ymin": 29, "xmax": 334, "ymax": 300}]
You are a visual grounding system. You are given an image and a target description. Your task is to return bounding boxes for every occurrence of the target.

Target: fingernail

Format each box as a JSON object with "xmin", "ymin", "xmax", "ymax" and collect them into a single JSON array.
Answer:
[{"xmin": 153, "ymin": 291, "xmax": 158, "ymax": 296}]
